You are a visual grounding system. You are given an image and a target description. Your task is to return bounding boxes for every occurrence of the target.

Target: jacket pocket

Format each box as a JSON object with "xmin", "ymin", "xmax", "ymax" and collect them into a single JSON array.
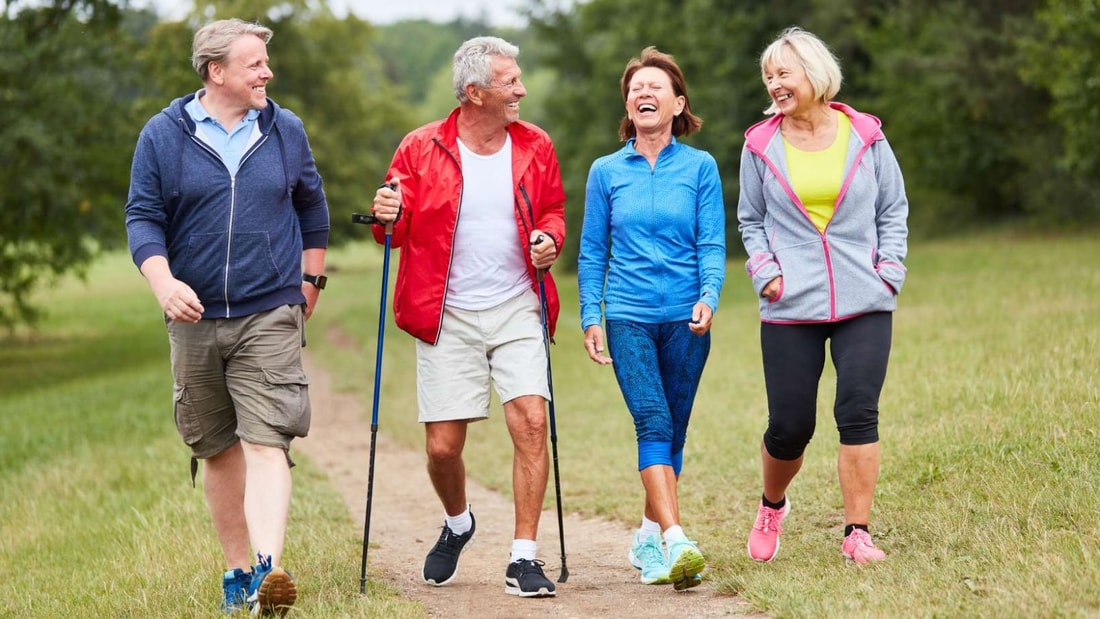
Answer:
[
  {"xmin": 229, "ymin": 232, "xmax": 282, "ymax": 301},
  {"xmin": 767, "ymin": 242, "xmax": 830, "ymax": 318}
]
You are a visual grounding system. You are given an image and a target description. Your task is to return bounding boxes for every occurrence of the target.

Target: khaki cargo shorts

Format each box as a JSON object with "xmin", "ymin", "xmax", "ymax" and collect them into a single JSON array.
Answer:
[{"xmin": 167, "ymin": 304, "xmax": 310, "ymax": 458}]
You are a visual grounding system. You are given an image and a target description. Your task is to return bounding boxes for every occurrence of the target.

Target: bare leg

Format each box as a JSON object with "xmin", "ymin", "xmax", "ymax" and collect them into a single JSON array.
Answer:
[
  {"xmin": 425, "ymin": 420, "xmax": 469, "ymax": 516},
  {"xmin": 761, "ymin": 441, "xmax": 803, "ymax": 504},
  {"xmin": 838, "ymin": 442, "xmax": 879, "ymax": 524},
  {"xmin": 639, "ymin": 465, "xmax": 679, "ymax": 531},
  {"xmin": 203, "ymin": 441, "xmax": 250, "ymax": 569},
  {"xmin": 241, "ymin": 440, "xmax": 292, "ymax": 565},
  {"xmin": 503, "ymin": 395, "xmax": 549, "ymax": 541}
]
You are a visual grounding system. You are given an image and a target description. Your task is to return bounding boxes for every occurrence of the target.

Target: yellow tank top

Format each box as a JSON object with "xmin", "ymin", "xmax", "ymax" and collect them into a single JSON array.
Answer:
[{"xmin": 784, "ymin": 112, "xmax": 851, "ymax": 233}]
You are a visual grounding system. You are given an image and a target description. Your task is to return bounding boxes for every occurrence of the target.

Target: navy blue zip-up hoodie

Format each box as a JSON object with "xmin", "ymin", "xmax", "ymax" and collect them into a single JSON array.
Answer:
[{"xmin": 125, "ymin": 93, "xmax": 329, "ymax": 319}]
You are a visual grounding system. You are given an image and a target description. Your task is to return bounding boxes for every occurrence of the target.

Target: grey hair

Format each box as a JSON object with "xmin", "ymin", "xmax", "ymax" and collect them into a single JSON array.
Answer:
[
  {"xmin": 192, "ymin": 18, "xmax": 273, "ymax": 81},
  {"xmin": 759, "ymin": 27, "xmax": 842, "ymax": 115},
  {"xmin": 452, "ymin": 36, "xmax": 520, "ymax": 103}
]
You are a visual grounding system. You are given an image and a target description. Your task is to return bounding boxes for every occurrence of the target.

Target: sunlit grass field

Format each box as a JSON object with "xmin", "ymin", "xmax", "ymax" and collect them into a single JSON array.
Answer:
[
  {"xmin": 310, "ymin": 231, "xmax": 1100, "ymax": 617},
  {"xmin": 2, "ymin": 231, "xmax": 1097, "ymax": 616},
  {"xmin": 0, "ymin": 257, "xmax": 421, "ymax": 617}
]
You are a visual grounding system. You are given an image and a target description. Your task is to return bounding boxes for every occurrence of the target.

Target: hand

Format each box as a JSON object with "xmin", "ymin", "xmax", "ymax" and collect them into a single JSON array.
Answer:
[
  {"xmin": 528, "ymin": 230, "xmax": 557, "ymax": 271},
  {"xmin": 583, "ymin": 325, "xmax": 612, "ymax": 365},
  {"xmin": 762, "ymin": 276, "xmax": 782, "ymax": 301},
  {"xmin": 302, "ymin": 283, "xmax": 319, "ymax": 320},
  {"xmin": 153, "ymin": 277, "xmax": 204, "ymax": 323},
  {"xmin": 371, "ymin": 178, "xmax": 402, "ymax": 224},
  {"xmin": 688, "ymin": 302, "xmax": 713, "ymax": 335}
]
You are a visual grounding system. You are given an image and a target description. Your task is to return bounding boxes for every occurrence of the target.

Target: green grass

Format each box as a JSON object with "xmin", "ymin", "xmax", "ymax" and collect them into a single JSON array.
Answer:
[
  {"xmin": 3, "ymin": 231, "xmax": 1098, "ymax": 617},
  {"xmin": 309, "ymin": 231, "xmax": 1100, "ymax": 617},
  {"xmin": 0, "ymin": 256, "xmax": 421, "ymax": 618}
]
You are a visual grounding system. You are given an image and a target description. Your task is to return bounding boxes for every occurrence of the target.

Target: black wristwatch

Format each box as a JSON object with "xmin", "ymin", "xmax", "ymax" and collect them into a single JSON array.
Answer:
[{"xmin": 303, "ymin": 273, "xmax": 327, "ymax": 290}]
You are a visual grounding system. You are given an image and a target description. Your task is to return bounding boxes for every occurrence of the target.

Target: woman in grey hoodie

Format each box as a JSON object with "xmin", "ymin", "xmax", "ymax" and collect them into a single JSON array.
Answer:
[{"xmin": 737, "ymin": 27, "xmax": 908, "ymax": 565}]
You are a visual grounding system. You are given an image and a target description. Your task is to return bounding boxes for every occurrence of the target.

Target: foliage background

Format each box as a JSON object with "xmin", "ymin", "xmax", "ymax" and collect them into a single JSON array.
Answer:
[{"xmin": 2, "ymin": 0, "xmax": 1099, "ymax": 330}]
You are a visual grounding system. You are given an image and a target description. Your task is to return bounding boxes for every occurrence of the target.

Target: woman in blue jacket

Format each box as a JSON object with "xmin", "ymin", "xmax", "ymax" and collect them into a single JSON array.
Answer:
[
  {"xmin": 578, "ymin": 47, "xmax": 725, "ymax": 591},
  {"xmin": 737, "ymin": 27, "xmax": 909, "ymax": 565}
]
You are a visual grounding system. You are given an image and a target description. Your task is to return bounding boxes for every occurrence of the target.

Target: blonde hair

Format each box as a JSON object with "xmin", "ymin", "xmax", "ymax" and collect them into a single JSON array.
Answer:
[
  {"xmin": 192, "ymin": 18, "xmax": 273, "ymax": 81},
  {"xmin": 759, "ymin": 27, "xmax": 842, "ymax": 115}
]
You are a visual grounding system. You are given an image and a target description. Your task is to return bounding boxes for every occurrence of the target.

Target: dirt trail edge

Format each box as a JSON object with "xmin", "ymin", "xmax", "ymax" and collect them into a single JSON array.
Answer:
[{"xmin": 297, "ymin": 351, "xmax": 748, "ymax": 618}]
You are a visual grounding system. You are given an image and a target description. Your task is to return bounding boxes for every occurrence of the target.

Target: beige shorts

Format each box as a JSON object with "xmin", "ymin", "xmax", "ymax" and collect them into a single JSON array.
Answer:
[
  {"xmin": 167, "ymin": 304, "xmax": 310, "ymax": 457},
  {"xmin": 416, "ymin": 289, "xmax": 550, "ymax": 423}
]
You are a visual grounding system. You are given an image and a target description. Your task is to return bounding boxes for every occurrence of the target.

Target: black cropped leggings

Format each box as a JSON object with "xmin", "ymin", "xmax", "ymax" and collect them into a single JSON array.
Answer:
[{"xmin": 760, "ymin": 312, "xmax": 892, "ymax": 461}]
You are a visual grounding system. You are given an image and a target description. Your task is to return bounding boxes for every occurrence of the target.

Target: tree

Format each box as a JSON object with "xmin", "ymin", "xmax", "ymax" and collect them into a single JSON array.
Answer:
[
  {"xmin": 1, "ymin": 0, "xmax": 413, "ymax": 331},
  {"xmin": 0, "ymin": 1, "xmax": 145, "ymax": 330},
  {"xmin": 1018, "ymin": 0, "xmax": 1100, "ymax": 224}
]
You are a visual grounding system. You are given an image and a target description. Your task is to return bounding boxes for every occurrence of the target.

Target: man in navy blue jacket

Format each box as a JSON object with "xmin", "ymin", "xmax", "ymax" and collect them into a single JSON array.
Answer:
[{"xmin": 125, "ymin": 18, "xmax": 328, "ymax": 616}]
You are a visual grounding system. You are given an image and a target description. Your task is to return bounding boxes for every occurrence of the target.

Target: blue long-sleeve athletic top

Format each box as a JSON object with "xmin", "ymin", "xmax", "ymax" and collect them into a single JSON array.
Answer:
[{"xmin": 578, "ymin": 138, "xmax": 726, "ymax": 330}]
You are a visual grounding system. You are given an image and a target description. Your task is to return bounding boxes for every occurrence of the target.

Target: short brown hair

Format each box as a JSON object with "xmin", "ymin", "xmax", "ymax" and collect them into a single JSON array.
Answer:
[{"xmin": 618, "ymin": 47, "xmax": 702, "ymax": 141}]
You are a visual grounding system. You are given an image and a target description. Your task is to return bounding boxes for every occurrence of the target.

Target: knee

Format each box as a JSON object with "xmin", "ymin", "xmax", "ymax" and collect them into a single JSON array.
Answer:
[
  {"xmin": 837, "ymin": 406, "xmax": 879, "ymax": 445},
  {"xmin": 425, "ymin": 434, "xmax": 463, "ymax": 462},
  {"xmin": 634, "ymin": 412, "xmax": 673, "ymax": 444},
  {"xmin": 763, "ymin": 421, "xmax": 814, "ymax": 461},
  {"xmin": 508, "ymin": 398, "xmax": 548, "ymax": 448}
]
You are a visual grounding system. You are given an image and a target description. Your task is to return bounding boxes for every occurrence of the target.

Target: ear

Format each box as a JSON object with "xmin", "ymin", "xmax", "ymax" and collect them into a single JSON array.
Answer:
[
  {"xmin": 207, "ymin": 61, "xmax": 225, "ymax": 86},
  {"xmin": 465, "ymin": 83, "xmax": 485, "ymax": 106},
  {"xmin": 674, "ymin": 95, "xmax": 686, "ymax": 117}
]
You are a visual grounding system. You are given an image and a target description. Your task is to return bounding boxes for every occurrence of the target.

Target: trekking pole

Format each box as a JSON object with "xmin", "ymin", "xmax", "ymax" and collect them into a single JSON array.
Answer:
[
  {"xmin": 532, "ymin": 235, "xmax": 568, "ymax": 583},
  {"xmin": 351, "ymin": 207, "xmax": 393, "ymax": 594}
]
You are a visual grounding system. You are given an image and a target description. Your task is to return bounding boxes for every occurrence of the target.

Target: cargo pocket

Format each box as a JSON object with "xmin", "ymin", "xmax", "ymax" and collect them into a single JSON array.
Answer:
[
  {"xmin": 260, "ymin": 366, "xmax": 311, "ymax": 437},
  {"xmin": 173, "ymin": 383, "xmax": 203, "ymax": 447}
]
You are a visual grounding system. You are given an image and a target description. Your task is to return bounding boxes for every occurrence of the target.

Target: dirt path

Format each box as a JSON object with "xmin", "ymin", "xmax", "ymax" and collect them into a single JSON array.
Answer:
[{"xmin": 296, "ymin": 352, "xmax": 750, "ymax": 618}]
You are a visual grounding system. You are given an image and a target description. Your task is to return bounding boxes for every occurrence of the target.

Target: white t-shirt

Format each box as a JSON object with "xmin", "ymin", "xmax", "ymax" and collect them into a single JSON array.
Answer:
[{"xmin": 446, "ymin": 135, "xmax": 530, "ymax": 310}]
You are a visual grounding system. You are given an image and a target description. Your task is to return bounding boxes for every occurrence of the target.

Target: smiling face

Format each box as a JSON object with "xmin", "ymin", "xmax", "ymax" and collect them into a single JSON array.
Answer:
[
  {"xmin": 211, "ymin": 34, "xmax": 272, "ymax": 112},
  {"xmin": 625, "ymin": 66, "xmax": 684, "ymax": 138},
  {"xmin": 762, "ymin": 47, "xmax": 816, "ymax": 116},
  {"xmin": 477, "ymin": 55, "xmax": 526, "ymax": 126}
]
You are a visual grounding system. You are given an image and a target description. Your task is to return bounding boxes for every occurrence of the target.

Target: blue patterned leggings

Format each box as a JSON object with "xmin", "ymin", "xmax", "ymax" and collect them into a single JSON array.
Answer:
[{"xmin": 606, "ymin": 319, "xmax": 711, "ymax": 471}]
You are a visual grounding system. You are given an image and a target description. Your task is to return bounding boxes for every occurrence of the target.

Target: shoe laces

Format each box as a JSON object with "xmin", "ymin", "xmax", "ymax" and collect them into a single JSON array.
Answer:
[
  {"xmin": 848, "ymin": 529, "xmax": 875, "ymax": 549},
  {"xmin": 754, "ymin": 505, "xmax": 785, "ymax": 534},
  {"xmin": 255, "ymin": 553, "xmax": 273, "ymax": 574},
  {"xmin": 513, "ymin": 558, "xmax": 548, "ymax": 577},
  {"xmin": 635, "ymin": 536, "xmax": 664, "ymax": 565},
  {"xmin": 433, "ymin": 525, "xmax": 465, "ymax": 558}
]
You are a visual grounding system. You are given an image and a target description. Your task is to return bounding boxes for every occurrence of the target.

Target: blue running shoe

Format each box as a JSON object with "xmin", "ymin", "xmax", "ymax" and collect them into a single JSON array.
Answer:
[
  {"xmin": 222, "ymin": 568, "xmax": 252, "ymax": 613},
  {"xmin": 247, "ymin": 554, "xmax": 297, "ymax": 616}
]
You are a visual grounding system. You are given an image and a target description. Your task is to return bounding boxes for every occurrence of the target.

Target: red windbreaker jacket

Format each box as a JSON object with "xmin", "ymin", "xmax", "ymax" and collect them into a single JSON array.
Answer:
[{"xmin": 373, "ymin": 108, "xmax": 567, "ymax": 344}]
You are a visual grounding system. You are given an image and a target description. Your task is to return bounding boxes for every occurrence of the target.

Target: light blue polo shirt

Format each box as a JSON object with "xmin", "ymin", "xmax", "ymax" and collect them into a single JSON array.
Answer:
[{"xmin": 185, "ymin": 90, "xmax": 261, "ymax": 175}]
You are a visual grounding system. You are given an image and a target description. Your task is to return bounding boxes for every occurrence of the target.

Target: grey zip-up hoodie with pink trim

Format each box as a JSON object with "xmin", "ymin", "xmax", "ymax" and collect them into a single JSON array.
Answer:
[{"xmin": 737, "ymin": 102, "xmax": 908, "ymax": 324}]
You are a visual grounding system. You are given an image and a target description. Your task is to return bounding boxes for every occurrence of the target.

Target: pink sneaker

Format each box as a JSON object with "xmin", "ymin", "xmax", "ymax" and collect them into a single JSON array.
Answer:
[
  {"xmin": 747, "ymin": 500, "xmax": 790, "ymax": 562},
  {"xmin": 841, "ymin": 529, "xmax": 886, "ymax": 564}
]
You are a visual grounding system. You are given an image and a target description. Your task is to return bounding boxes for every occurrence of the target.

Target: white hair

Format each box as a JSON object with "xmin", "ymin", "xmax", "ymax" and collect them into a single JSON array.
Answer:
[{"xmin": 452, "ymin": 36, "xmax": 520, "ymax": 103}]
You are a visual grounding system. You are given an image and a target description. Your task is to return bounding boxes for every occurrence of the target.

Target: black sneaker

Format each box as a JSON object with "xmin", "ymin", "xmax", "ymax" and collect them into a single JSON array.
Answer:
[
  {"xmin": 422, "ymin": 513, "xmax": 476, "ymax": 586},
  {"xmin": 504, "ymin": 558, "xmax": 557, "ymax": 597}
]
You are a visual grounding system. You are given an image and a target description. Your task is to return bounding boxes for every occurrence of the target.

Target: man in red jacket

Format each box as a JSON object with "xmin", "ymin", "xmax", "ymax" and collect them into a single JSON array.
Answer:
[{"xmin": 369, "ymin": 36, "xmax": 566, "ymax": 598}]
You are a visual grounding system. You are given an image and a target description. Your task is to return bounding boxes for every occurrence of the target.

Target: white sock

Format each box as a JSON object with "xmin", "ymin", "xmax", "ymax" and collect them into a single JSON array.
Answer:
[
  {"xmin": 663, "ymin": 525, "xmax": 687, "ymax": 544},
  {"xmin": 445, "ymin": 505, "xmax": 472, "ymax": 535},
  {"xmin": 638, "ymin": 515, "xmax": 662, "ymax": 541},
  {"xmin": 510, "ymin": 538, "xmax": 537, "ymax": 563}
]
